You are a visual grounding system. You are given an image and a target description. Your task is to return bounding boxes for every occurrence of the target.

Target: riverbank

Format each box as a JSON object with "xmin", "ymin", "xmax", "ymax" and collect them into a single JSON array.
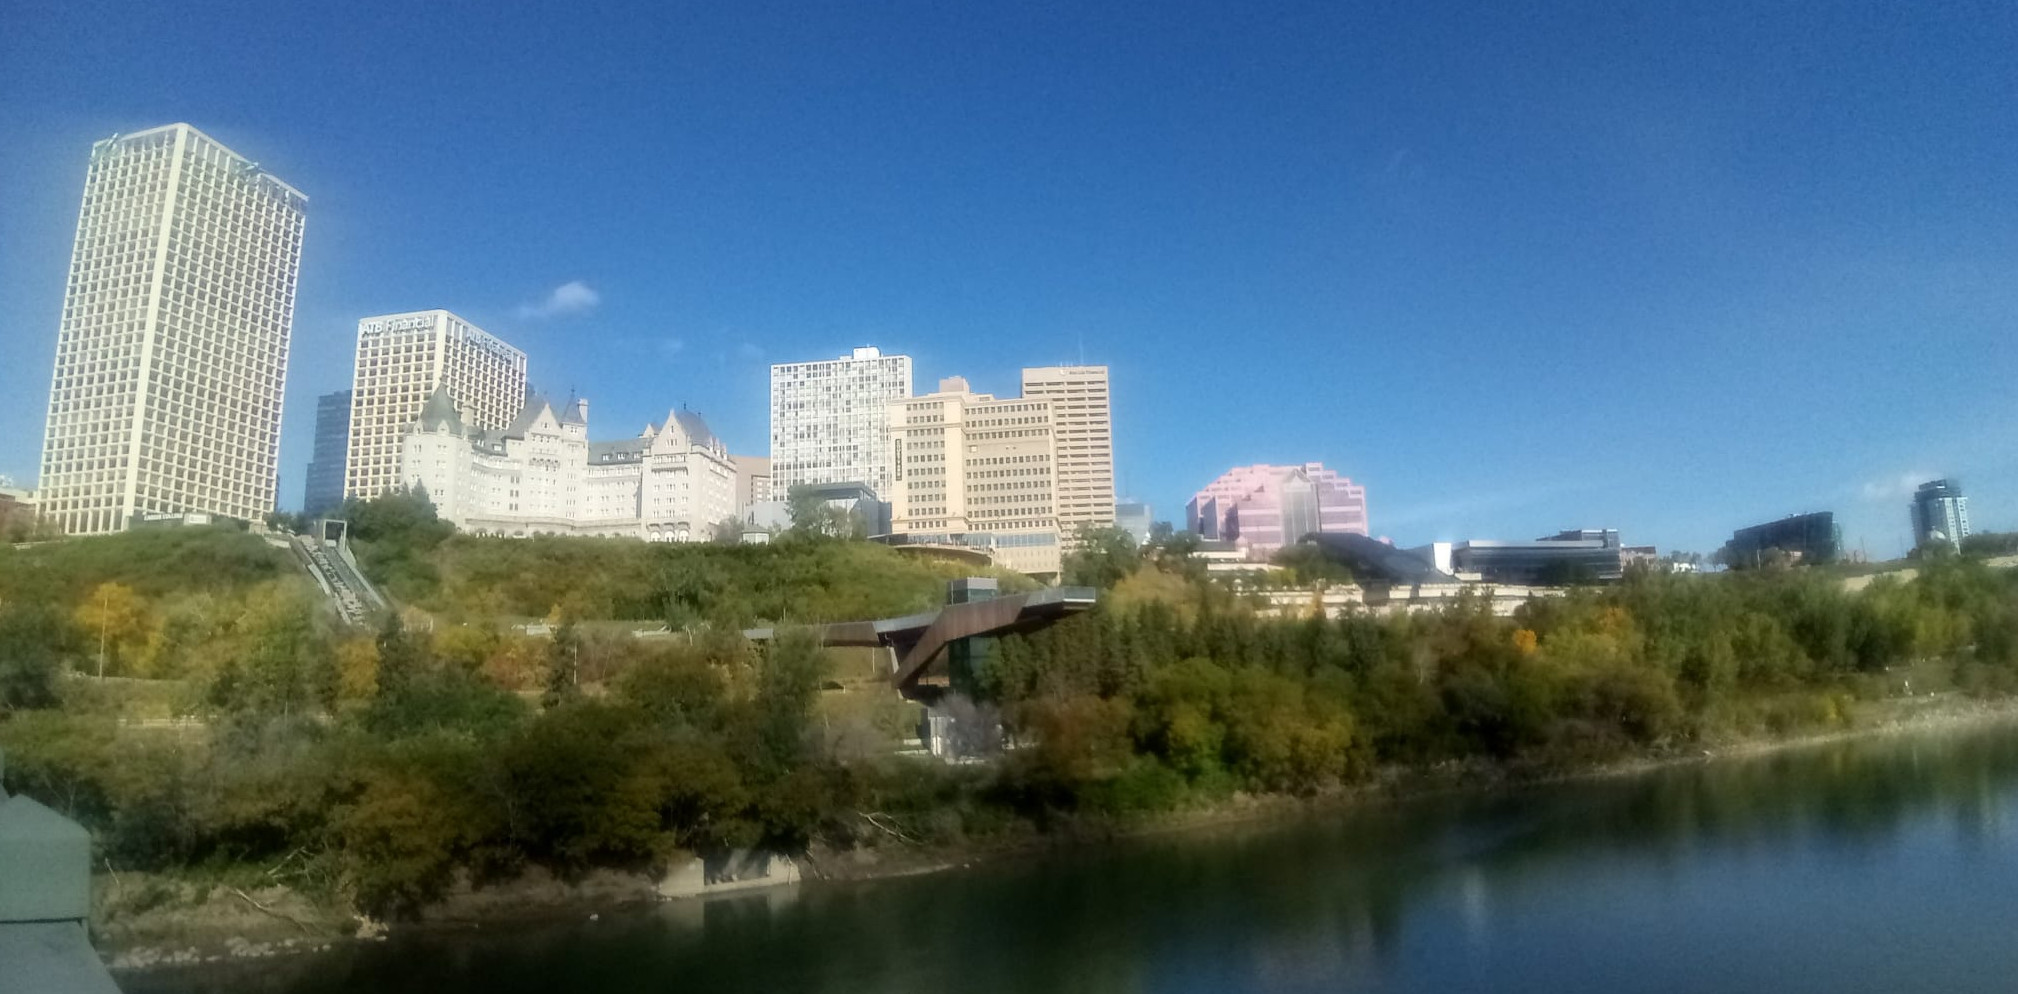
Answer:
[
  {"xmin": 100, "ymin": 690, "xmax": 2018, "ymax": 973},
  {"xmin": 804, "ymin": 691, "xmax": 2018, "ymax": 884}
]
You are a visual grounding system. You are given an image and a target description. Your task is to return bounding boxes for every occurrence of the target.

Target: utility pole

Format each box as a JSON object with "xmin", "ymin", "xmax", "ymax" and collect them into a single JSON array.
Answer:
[{"xmin": 96, "ymin": 585, "xmax": 109, "ymax": 680}]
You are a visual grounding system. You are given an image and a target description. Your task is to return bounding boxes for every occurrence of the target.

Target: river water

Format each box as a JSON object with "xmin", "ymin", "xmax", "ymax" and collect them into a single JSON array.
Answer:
[{"xmin": 130, "ymin": 723, "xmax": 2018, "ymax": 994}]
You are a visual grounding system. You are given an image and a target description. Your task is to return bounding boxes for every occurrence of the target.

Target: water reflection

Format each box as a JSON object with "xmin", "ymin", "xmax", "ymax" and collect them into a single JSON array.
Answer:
[{"xmin": 130, "ymin": 724, "xmax": 2018, "ymax": 994}]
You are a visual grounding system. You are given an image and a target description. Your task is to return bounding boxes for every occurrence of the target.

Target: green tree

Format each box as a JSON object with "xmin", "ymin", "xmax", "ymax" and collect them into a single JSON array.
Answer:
[
  {"xmin": 1270, "ymin": 542, "xmax": 1352, "ymax": 587},
  {"xmin": 744, "ymin": 628, "xmax": 829, "ymax": 774},
  {"xmin": 1063, "ymin": 525, "xmax": 1143, "ymax": 590},
  {"xmin": 374, "ymin": 612, "xmax": 430, "ymax": 698},
  {"xmin": 208, "ymin": 582, "xmax": 333, "ymax": 718},
  {"xmin": 786, "ymin": 485, "xmax": 859, "ymax": 539},
  {"xmin": 0, "ymin": 601, "xmax": 65, "ymax": 712},
  {"xmin": 543, "ymin": 618, "xmax": 583, "ymax": 708}
]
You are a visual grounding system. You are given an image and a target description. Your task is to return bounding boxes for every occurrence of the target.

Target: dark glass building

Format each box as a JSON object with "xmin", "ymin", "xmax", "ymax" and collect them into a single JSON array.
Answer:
[
  {"xmin": 1726, "ymin": 512, "xmax": 1839, "ymax": 568},
  {"xmin": 301, "ymin": 390, "xmax": 351, "ymax": 517}
]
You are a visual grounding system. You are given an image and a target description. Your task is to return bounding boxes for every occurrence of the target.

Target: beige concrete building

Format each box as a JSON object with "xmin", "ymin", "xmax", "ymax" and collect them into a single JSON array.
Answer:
[
  {"xmin": 36, "ymin": 124, "xmax": 308, "ymax": 534},
  {"xmin": 345, "ymin": 309, "xmax": 526, "ymax": 500},
  {"xmin": 887, "ymin": 377, "xmax": 1061, "ymax": 577},
  {"xmin": 1020, "ymin": 365, "xmax": 1114, "ymax": 544},
  {"xmin": 732, "ymin": 455, "xmax": 772, "ymax": 516}
]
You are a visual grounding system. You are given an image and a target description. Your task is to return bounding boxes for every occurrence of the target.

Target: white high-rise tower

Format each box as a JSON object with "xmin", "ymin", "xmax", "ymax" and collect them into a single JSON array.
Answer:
[
  {"xmin": 36, "ymin": 124, "xmax": 308, "ymax": 535},
  {"xmin": 769, "ymin": 346, "xmax": 913, "ymax": 497},
  {"xmin": 343, "ymin": 310, "xmax": 527, "ymax": 500}
]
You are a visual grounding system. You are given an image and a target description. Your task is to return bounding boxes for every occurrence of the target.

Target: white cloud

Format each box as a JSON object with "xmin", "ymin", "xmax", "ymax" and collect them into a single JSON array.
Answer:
[
  {"xmin": 659, "ymin": 337, "xmax": 685, "ymax": 357},
  {"xmin": 1860, "ymin": 472, "xmax": 1934, "ymax": 502},
  {"xmin": 516, "ymin": 280, "xmax": 600, "ymax": 319},
  {"xmin": 736, "ymin": 342, "xmax": 764, "ymax": 360}
]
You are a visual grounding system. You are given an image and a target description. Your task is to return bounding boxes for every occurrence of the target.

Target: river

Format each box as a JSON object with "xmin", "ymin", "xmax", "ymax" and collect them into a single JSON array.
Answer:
[{"xmin": 128, "ymin": 723, "xmax": 2018, "ymax": 993}]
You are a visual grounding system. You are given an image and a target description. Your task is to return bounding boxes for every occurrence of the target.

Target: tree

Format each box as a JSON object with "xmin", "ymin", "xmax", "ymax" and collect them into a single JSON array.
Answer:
[
  {"xmin": 342, "ymin": 487, "xmax": 456, "ymax": 601},
  {"xmin": 1270, "ymin": 542, "xmax": 1352, "ymax": 587},
  {"xmin": 785, "ymin": 486, "xmax": 860, "ymax": 539},
  {"xmin": 374, "ymin": 612, "xmax": 429, "ymax": 698},
  {"xmin": 1149, "ymin": 530, "xmax": 1206, "ymax": 580},
  {"xmin": 1063, "ymin": 525, "xmax": 1143, "ymax": 590},
  {"xmin": 0, "ymin": 600, "xmax": 65, "ymax": 711},
  {"xmin": 615, "ymin": 646, "xmax": 726, "ymax": 731},
  {"xmin": 335, "ymin": 636, "xmax": 381, "ymax": 703},
  {"xmin": 543, "ymin": 618, "xmax": 583, "ymax": 709},
  {"xmin": 209, "ymin": 582, "xmax": 333, "ymax": 718},
  {"xmin": 745, "ymin": 628, "xmax": 829, "ymax": 773},
  {"xmin": 73, "ymin": 582, "xmax": 148, "ymax": 679},
  {"xmin": 710, "ymin": 517, "xmax": 745, "ymax": 545}
]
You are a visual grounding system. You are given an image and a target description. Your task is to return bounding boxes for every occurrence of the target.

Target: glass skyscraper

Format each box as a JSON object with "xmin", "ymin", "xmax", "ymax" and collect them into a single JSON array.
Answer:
[{"xmin": 302, "ymin": 389, "xmax": 351, "ymax": 517}]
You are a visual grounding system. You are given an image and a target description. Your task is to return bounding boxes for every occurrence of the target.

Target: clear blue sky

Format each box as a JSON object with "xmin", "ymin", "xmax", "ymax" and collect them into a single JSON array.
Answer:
[{"xmin": 3, "ymin": 0, "xmax": 2014, "ymax": 558}]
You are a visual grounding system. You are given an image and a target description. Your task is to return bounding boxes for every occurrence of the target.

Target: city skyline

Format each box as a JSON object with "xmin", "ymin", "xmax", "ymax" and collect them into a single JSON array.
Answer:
[{"xmin": 4, "ymin": 3, "xmax": 2016, "ymax": 556}]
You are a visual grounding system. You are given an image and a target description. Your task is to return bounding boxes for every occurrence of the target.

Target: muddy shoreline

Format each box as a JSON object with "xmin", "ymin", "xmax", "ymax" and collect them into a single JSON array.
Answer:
[{"xmin": 102, "ymin": 692, "xmax": 2018, "ymax": 975}]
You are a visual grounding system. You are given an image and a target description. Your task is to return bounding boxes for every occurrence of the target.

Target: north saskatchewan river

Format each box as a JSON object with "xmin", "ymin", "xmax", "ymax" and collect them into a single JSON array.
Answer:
[{"xmin": 131, "ymin": 723, "xmax": 2018, "ymax": 994}]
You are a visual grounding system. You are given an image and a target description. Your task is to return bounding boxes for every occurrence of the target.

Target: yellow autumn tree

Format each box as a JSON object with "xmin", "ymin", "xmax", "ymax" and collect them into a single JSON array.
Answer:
[
  {"xmin": 336, "ymin": 636, "xmax": 381, "ymax": 703},
  {"xmin": 73, "ymin": 581, "xmax": 149, "ymax": 678}
]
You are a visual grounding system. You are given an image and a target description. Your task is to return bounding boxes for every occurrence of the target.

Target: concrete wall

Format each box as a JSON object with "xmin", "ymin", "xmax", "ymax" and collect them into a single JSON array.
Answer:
[
  {"xmin": 656, "ymin": 850, "xmax": 801, "ymax": 900},
  {"xmin": 0, "ymin": 765, "xmax": 92, "ymax": 923}
]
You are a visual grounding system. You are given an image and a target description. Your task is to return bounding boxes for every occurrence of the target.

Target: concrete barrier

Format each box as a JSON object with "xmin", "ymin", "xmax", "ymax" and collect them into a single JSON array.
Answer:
[
  {"xmin": 656, "ymin": 850, "xmax": 801, "ymax": 899},
  {"xmin": 0, "ymin": 748, "xmax": 122, "ymax": 993}
]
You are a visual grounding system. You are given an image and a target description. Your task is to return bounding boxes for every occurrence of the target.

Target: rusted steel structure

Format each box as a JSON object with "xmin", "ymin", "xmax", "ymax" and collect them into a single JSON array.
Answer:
[{"xmin": 746, "ymin": 585, "xmax": 1096, "ymax": 699}]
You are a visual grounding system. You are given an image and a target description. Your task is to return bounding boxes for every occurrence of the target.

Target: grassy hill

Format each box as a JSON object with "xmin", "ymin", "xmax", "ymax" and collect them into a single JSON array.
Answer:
[
  {"xmin": 0, "ymin": 525, "xmax": 291, "ymax": 605},
  {"xmin": 365, "ymin": 532, "xmax": 1039, "ymax": 625}
]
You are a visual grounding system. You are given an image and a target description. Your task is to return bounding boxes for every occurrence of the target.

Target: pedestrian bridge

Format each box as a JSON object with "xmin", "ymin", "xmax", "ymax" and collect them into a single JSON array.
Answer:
[{"xmin": 745, "ymin": 583, "xmax": 1097, "ymax": 698}]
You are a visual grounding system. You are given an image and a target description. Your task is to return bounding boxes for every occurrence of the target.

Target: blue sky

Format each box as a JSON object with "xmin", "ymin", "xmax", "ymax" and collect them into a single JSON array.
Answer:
[{"xmin": 2, "ymin": 0, "xmax": 2013, "ymax": 558}]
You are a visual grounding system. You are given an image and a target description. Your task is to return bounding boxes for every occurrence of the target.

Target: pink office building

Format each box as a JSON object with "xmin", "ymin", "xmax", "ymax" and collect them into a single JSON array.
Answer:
[{"xmin": 1187, "ymin": 463, "xmax": 1369, "ymax": 561}]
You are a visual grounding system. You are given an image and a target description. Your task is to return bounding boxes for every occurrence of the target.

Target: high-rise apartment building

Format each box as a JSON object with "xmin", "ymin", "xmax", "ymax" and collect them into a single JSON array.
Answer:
[
  {"xmin": 887, "ymin": 377, "xmax": 1062, "ymax": 576},
  {"xmin": 1188, "ymin": 463, "xmax": 1370, "ymax": 561},
  {"xmin": 301, "ymin": 389, "xmax": 350, "ymax": 517},
  {"xmin": 36, "ymin": 124, "xmax": 308, "ymax": 535},
  {"xmin": 344, "ymin": 310, "xmax": 526, "ymax": 500},
  {"xmin": 1020, "ymin": 366, "xmax": 1114, "ymax": 543},
  {"xmin": 770, "ymin": 346, "xmax": 913, "ymax": 498},
  {"xmin": 1910, "ymin": 479, "xmax": 1971, "ymax": 552}
]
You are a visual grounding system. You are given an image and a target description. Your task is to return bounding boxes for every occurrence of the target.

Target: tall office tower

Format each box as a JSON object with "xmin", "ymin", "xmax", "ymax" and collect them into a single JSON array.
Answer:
[
  {"xmin": 36, "ymin": 124, "xmax": 308, "ymax": 535},
  {"xmin": 1910, "ymin": 478, "xmax": 1971, "ymax": 552},
  {"xmin": 1020, "ymin": 366, "xmax": 1114, "ymax": 543},
  {"xmin": 343, "ymin": 310, "xmax": 526, "ymax": 500},
  {"xmin": 770, "ymin": 346, "xmax": 913, "ymax": 498},
  {"xmin": 887, "ymin": 377, "xmax": 1062, "ymax": 577},
  {"xmin": 301, "ymin": 389, "xmax": 351, "ymax": 517}
]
